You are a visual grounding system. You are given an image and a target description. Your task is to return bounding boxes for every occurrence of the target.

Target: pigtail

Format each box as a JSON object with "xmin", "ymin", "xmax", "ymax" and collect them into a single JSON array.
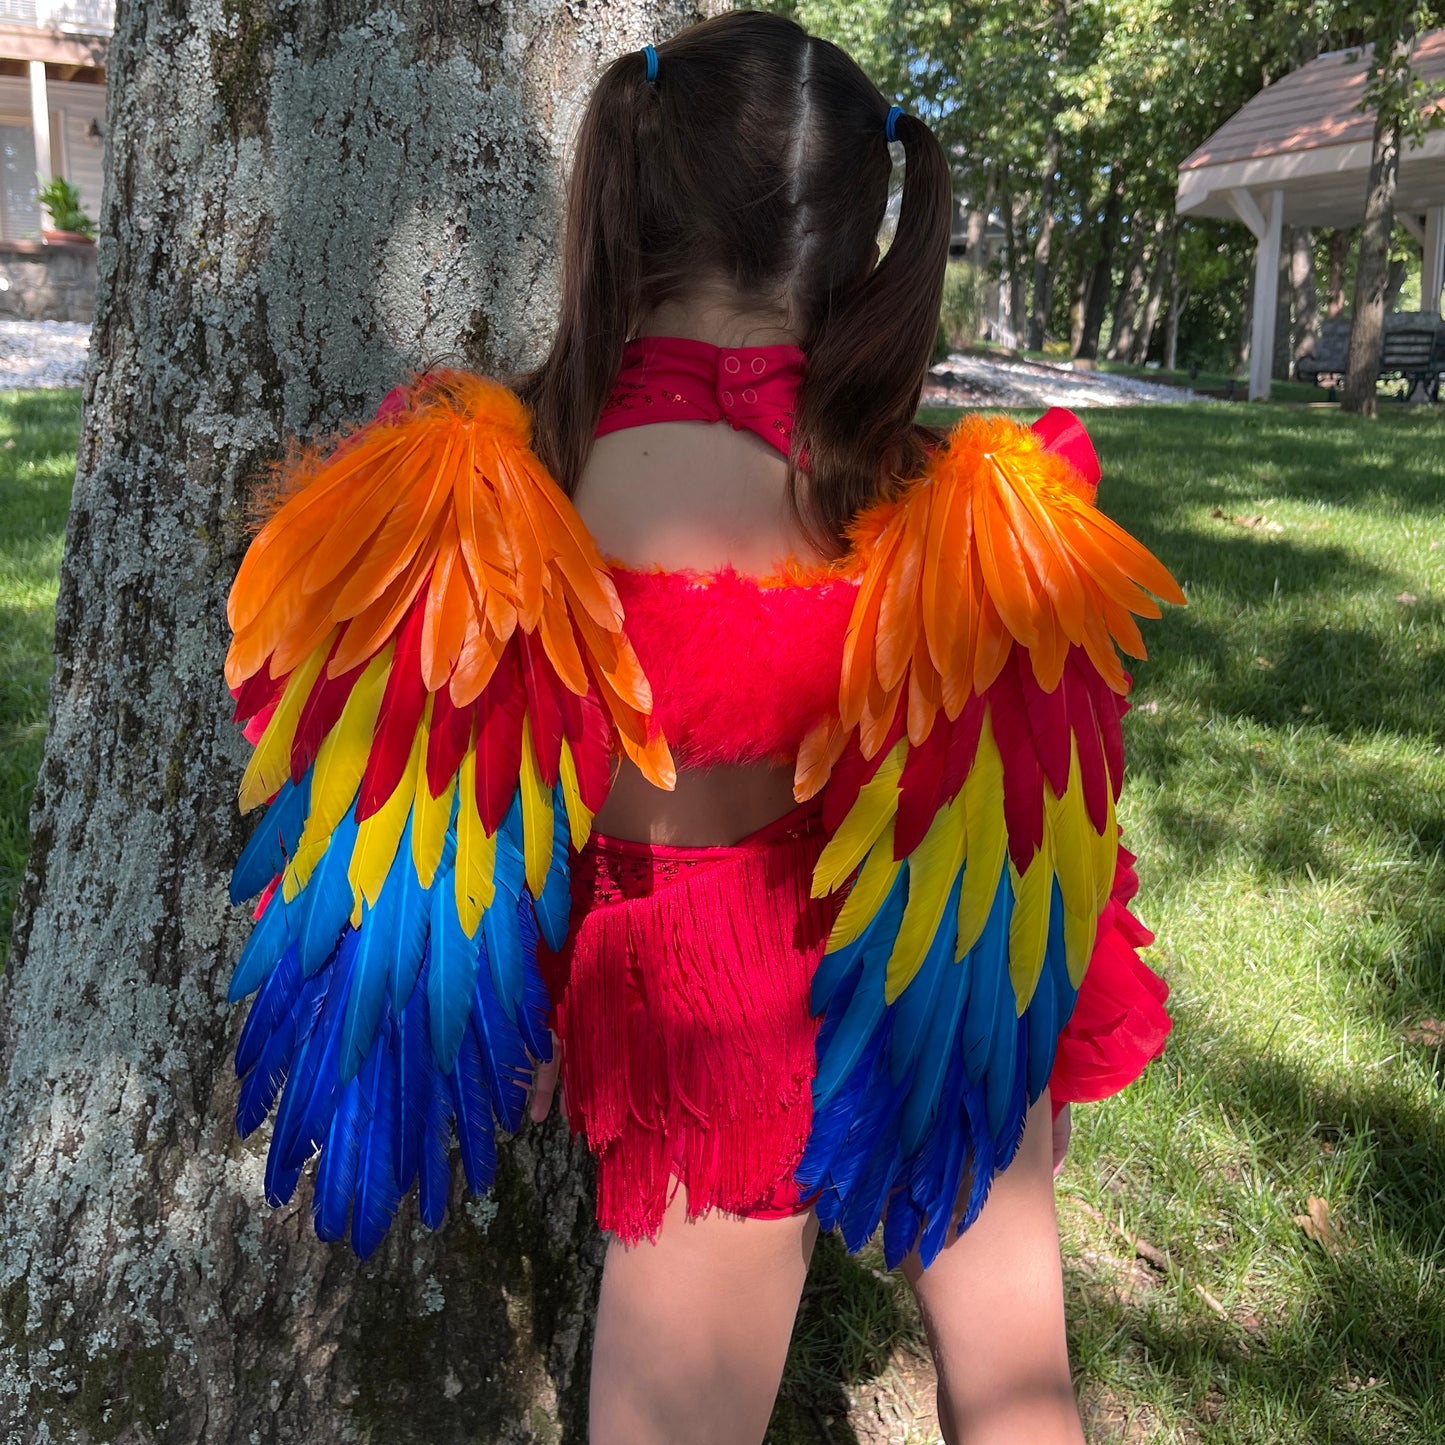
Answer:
[
  {"xmin": 517, "ymin": 51, "xmax": 656, "ymax": 491},
  {"xmin": 792, "ymin": 111, "xmax": 952, "ymax": 547}
]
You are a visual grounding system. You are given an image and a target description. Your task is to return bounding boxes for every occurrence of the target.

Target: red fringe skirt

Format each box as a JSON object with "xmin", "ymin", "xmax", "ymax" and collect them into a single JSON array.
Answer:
[{"xmin": 539, "ymin": 807, "xmax": 839, "ymax": 1243}]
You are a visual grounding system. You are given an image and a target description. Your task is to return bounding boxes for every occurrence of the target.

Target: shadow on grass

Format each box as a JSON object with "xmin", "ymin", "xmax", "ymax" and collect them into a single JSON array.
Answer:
[{"xmin": 768, "ymin": 1231, "xmax": 925, "ymax": 1444}]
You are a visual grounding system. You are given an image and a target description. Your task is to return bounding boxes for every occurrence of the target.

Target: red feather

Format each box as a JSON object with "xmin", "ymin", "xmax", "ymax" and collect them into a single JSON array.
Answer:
[
  {"xmin": 520, "ymin": 630, "xmax": 565, "ymax": 788},
  {"xmin": 475, "ymin": 642, "xmax": 526, "ymax": 831},
  {"xmin": 985, "ymin": 662, "xmax": 1044, "ymax": 872},
  {"xmin": 232, "ymin": 657, "xmax": 283, "ymax": 725},
  {"xmin": 289, "ymin": 637, "xmax": 363, "ymax": 783},
  {"xmin": 1016, "ymin": 650, "xmax": 1071, "ymax": 797},
  {"xmin": 427, "ymin": 684, "xmax": 474, "ymax": 799},
  {"xmin": 558, "ymin": 684, "xmax": 613, "ymax": 814},
  {"xmin": 940, "ymin": 692, "xmax": 986, "ymax": 801},
  {"xmin": 356, "ymin": 594, "xmax": 429, "ymax": 820},
  {"xmin": 894, "ymin": 719, "xmax": 951, "ymax": 858},
  {"xmin": 1064, "ymin": 655, "xmax": 1110, "ymax": 833}
]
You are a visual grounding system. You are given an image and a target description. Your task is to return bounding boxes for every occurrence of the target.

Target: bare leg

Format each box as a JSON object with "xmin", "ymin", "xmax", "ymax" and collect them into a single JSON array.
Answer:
[
  {"xmin": 901, "ymin": 1092, "xmax": 1084, "ymax": 1445},
  {"xmin": 589, "ymin": 1183, "xmax": 819, "ymax": 1445}
]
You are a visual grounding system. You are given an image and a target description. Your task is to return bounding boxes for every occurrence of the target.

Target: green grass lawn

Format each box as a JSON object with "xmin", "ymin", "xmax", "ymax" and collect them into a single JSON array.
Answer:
[
  {"xmin": 4, "ymin": 394, "xmax": 1444, "ymax": 1442},
  {"xmin": 0, "ymin": 390, "xmax": 82, "ymax": 970},
  {"xmin": 775, "ymin": 404, "xmax": 1445, "ymax": 1443}
]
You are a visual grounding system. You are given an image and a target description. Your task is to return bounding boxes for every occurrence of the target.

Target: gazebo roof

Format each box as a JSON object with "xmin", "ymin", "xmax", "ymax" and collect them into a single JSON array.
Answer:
[{"xmin": 1177, "ymin": 29, "xmax": 1445, "ymax": 226}]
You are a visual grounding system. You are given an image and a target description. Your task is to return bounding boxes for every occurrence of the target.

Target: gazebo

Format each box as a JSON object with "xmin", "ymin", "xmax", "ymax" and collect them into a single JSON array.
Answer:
[{"xmin": 1177, "ymin": 30, "xmax": 1445, "ymax": 400}]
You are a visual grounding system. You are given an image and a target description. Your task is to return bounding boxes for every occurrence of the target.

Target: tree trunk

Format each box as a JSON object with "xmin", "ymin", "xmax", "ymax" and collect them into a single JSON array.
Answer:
[
  {"xmin": 1000, "ymin": 164, "xmax": 1025, "ymax": 348},
  {"xmin": 0, "ymin": 3, "xmax": 717, "ymax": 1442},
  {"xmin": 1027, "ymin": 127, "xmax": 1062, "ymax": 352},
  {"xmin": 962, "ymin": 171, "xmax": 991, "ymax": 262},
  {"xmin": 1384, "ymin": 254, "xmax": 1409, "ymax": 312},
  {"xmin": 1164, "ymin": 270, "xmax": 1188, "ymax": 373},
  {"xmin": 1075, "ymin": 170, "xmax": 1125, "ymax": 362},
  {"xmin": 1130, "ymin": 224, "xmax": 1173, "ymax": 366},
  {"xmin": 1343, "ymin": 28, "xmax": 1416, "ymax": 417},
  {"xmin": 1326, "ymin": 228, "xmax": 1351, "ymax": 317},
  {"xmin": 1290, "ymin": 225, "xmax": 1319, "ymax": 367},
  {"xmin": 1107, "ymin": 213, "xmax": 1149, "ymax": 361},
  {"xmin": 1273, "ymin": 226, "xmax": 1295, "ymax": 380}
]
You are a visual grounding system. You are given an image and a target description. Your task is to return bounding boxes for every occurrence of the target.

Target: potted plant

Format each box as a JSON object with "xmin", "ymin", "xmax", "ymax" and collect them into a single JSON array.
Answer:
[{"xmin": 36, "ymin": 176, "xmax": 97, "ymax": 244}]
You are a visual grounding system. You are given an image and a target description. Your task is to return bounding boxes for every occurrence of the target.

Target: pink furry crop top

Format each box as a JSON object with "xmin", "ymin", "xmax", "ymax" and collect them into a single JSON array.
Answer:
[{"xmin": 596, "ymin": 336, "xmax": 852, "ymax": 767}]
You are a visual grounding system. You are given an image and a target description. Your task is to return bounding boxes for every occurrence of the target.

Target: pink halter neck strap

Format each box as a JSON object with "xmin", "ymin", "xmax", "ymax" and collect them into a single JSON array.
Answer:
[{"xmin": 594, "ymin": 335, "xmax": 807, "ymax": 458}]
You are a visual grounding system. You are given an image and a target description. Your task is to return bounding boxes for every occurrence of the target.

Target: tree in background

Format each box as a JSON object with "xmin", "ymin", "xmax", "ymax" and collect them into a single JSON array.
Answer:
[
  {"xmin": 0, "ymin": 2, "xmax": 718, "ymax": 1440},
  {"xmin": 1342, "ymin": 3, "xmax": 1440, "ymax": 416}
]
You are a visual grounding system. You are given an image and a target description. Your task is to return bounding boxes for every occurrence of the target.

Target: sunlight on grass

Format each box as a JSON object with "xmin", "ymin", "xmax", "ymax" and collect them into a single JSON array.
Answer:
[{"xmin": 0, "ymin": 390, "xmax": 81, "ymax": 969}]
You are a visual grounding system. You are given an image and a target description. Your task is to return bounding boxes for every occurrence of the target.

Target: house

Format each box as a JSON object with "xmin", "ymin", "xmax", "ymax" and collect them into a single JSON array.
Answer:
[{"xmin": 0, "ymin": 0, "xmax": 110, "ymax": 320}]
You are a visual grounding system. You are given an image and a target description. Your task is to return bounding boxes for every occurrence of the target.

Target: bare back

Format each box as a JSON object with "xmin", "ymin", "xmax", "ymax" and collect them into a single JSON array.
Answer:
[{"xmin": 572, "ymin": 420, "xmax": 827, "ymax": 846}]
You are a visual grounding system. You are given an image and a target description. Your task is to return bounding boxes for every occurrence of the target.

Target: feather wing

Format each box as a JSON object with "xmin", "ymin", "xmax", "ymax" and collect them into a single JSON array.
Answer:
[
  {"xmin": 225, "ymin": 372, "xmax": 668, "ymax": 1255},
  {"xmin": 798, "ymin": 409, "xmax": 1183, "ymax": 1267}
]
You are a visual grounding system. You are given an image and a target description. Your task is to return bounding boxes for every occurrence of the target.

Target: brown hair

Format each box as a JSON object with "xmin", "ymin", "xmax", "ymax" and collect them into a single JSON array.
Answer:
[{"xmin": 514, "ymin": 10, "xmax": 951, "ymax": 552}]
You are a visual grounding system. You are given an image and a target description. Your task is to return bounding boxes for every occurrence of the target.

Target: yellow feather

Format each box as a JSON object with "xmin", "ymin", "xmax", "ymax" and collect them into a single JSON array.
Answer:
[
  {"xmin": 289, "ymin": 644, "xmax": 393, "ymax": 891},
  {"xmin": 1062, "ymin": 905, "xmax": 1098, "ymax": 989},
  {"xmin": 238, "ymin": 639, "xmax": 332, "ymax": 813},
  {"xmin": 455, "ymin": 745, "xmax": 497, "ymax": 936},
  {"xmin": 1045, "ymin": 740, "xmax": 1096, "ymax": 923},
  {"xmin": 826, "ymin": 818, "xmax": 903, "ymax": 952},
  {"xmin": 348, "ymin": 727, "xmax": 422, "ymax": 924},
  {"xmin": 956, "ymin": 714, "xmax": 1008, "ymax": 958},
  {"xmin": 411, "ymin": 695, "xmax": 455, "ymax": 889},
  {"xmin": 558, "ymin": 738, "xmax": 594, "ymax": 851},
  {"xmin": 885, "ymin": 794, "xmax": 967, "ymax": 1002},
  {"xmin": 519, "ymin": 713, "xmax": 554, "ymax": 899},
  {"xmin": 1099, "ymin": 781, "xmax": 1119, "ymax": 914},
  {"xmin": 1008, "ymin": 830, "xmax": 1053, "ymax": 1014},
  {"xmin": 811, "ymin": 741, "xmax": 907, "ymax": 898}
]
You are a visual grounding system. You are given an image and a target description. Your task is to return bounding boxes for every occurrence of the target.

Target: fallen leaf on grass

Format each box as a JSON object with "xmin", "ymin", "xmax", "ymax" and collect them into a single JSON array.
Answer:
[
  {"xmin": 1395, "ymin": 591, "xmax": 1418, "ymax": 606},
  {"xmin": 1403, "ymin": 1018, "xmax": 1445, "ymax": 1047},
  {"xmin": 1293, "ymin": 1195, "xmax": 1343, "ymax": 1254},
  {"xmin": 1254, "ymin": 656, "xmax": 1274, "ymax": 669}
]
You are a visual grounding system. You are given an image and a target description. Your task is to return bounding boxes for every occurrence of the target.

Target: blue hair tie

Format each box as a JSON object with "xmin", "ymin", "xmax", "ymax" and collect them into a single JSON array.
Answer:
[
  {"xmin": 643, "ymin": 44, "xmax": 659, "ymax": 83},
  {"xmin": 885, "ymin": 105, "xmax": 904, "ymax": 142}
]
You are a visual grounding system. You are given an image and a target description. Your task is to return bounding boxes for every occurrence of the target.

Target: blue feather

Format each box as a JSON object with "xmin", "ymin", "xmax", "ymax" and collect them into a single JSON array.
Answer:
[
  {"xmin": 515, "ymin": 899, "xmax": 552, "ymax": 1062},
  {"xmin": 961, "ymin": 865, "xmax": 1013, "ymax": 1083},
  {"xmin": 984, "ymin": 992, "xmax": 1020, "ymax": 1142},
  {"xmin": 228, "ymin": 886, "xmax": 293, "ymax": 1002},
  {"xmin": 273, "ymin": 926, "xmax": 358, "ymax": 1171},
  {"xmin": 418, "ymin": 1069, "xmax": 454, "ymax": 1230},
  {"xmin": 472, "ymin": 963, "xmax": 530, "ymax": 1135},
  {"xmin": 533, "ymin": 784, "xmax": 573, "ymax": 952},
  {"xmin": 295, "ymin": 806, "xmax": 360, "ymax": 976},
  {"xmin": 351, "ymin": 1039, "xmax": 403, "ymax": 1259},
  {"xmin": 992, "ymin": 1016, "xmax": 1031, "ymax": 1164},
  {"xmin": 428, "ymin": 867, "xmax": 483, "ymax": 1071},
  {"xmin": 236, "ymin": 939, "xmax": 303, "ymax": 1079},
  {"xmin": 482, "ymin": 812, "xmax": 528, "ymax": 1024},
  {"xmin": 446, "ymin": 1021, "xmax": 497, "ymax": 1194},
  {"xmin": 313, "ymin": 1072, "xmax": 366, "ymax": 1242},
  {"xmin": 338, "ymin": 896, "xmax": 392, "ymax": 1086},
  {"xmin": 899, "ymin": 881, "xmax": 972, "ymax": 1156},
  {"xmin": 230, "ymin": 770, "xmax": 311, "ymax": 904},
  {"xmin": 387, "ymin": 815, "xmax": 437, "ymax": 1014},
  {"xmin": 811, "ymin": 866, "xmax": 907, "ymax": 1015},
  {"xmin": 914, "ymin": 1063, "xmax": 973, "ymax": 1266},
  {"xmin": 393, "ymin": 962, "xmax": 433, "ymax": 1198},
  {"xmin": 887, "ymin": 874, "xmax": 963, "ymax": 1087}
]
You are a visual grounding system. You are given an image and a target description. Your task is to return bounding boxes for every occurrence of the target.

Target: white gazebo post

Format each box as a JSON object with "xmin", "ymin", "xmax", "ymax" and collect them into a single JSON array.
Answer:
[
  {"xmin": 28, "ymin": 61, "xmax": 52, "ymax": 189},
  {"xmin": 1424, "ymin": 206, "xmax": 1445, "ymax": 314},
  {"xmin": 1228, "ymin": 188, "xmax": 1284, "ymax": 401}
]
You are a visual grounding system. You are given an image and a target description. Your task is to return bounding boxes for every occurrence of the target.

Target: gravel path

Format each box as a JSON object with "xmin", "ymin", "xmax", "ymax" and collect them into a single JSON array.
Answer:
[
  {"xmin": 0, "ymin": 318, "xmax": 92, "ymax": 390},
  {"xmin": 0, "ymin": 321, "xmax": 1209, "ymax": 406},
  {"xmin": 924, "ymin": 350, "xmax": 1211, "ymax": 409}
]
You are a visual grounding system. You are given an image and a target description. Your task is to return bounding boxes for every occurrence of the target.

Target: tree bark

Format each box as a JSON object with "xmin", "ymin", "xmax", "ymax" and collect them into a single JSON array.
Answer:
[
  {"xmin": 1343, "ymin": 27, "xmax": 1417, "ymax": 417},
  {"xmin": 1290, "ymin": 225, "xmax": 1318, "ymax": 367},
  {"xmin": 0, "ymin": 3, "xmax": 718, "ymax": 1442},
  {"xmin": 1129, "ymin": 224, "xmax": 1173, "ymax": 367},
  {"xmin": 1026, "ymin": 127, "xmax": 1062, "ymax": 352},
  {"xmin": 1107, "ymin": 212, "xmax": 1149, "ymax": 361},
  {"xmin": 999, "ymin": 164, "xmax": 1026, "ymax": 348},
  {"xmin": 1326, "ymin": 228, "xmax": 1351, "ymax": 317},
  {"xmin": 1074, "ymin": 169, "xmax": 1124, "ymax": 362},
  {"xmin": 1164, "ymin": 267, "xmax": 1187, "ymax": 373}
]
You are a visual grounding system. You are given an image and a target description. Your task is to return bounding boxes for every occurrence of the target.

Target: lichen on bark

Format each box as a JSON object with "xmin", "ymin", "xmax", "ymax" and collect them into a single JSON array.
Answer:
[{"xmin": 0, "ymin": 3, "xmax": 722, "ymax": 1442}]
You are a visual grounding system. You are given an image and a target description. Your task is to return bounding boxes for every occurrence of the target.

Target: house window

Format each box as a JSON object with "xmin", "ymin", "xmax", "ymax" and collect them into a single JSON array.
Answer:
[{"xmin": 0, "ymin": 123, "xmax": 40, "ymax": 240}]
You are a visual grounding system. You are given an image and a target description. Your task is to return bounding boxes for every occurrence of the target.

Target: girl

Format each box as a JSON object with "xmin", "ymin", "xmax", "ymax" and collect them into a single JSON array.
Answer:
[{"xmin": 224, "ymin": 11, "xmax": 1178, "ymax": 1444}]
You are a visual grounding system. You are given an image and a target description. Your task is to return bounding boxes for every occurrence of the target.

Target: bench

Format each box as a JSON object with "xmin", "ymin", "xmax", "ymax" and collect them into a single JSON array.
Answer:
[{"xmin": 1298, "ymin": 312, "xmax": 1445, "ymax": 401}]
